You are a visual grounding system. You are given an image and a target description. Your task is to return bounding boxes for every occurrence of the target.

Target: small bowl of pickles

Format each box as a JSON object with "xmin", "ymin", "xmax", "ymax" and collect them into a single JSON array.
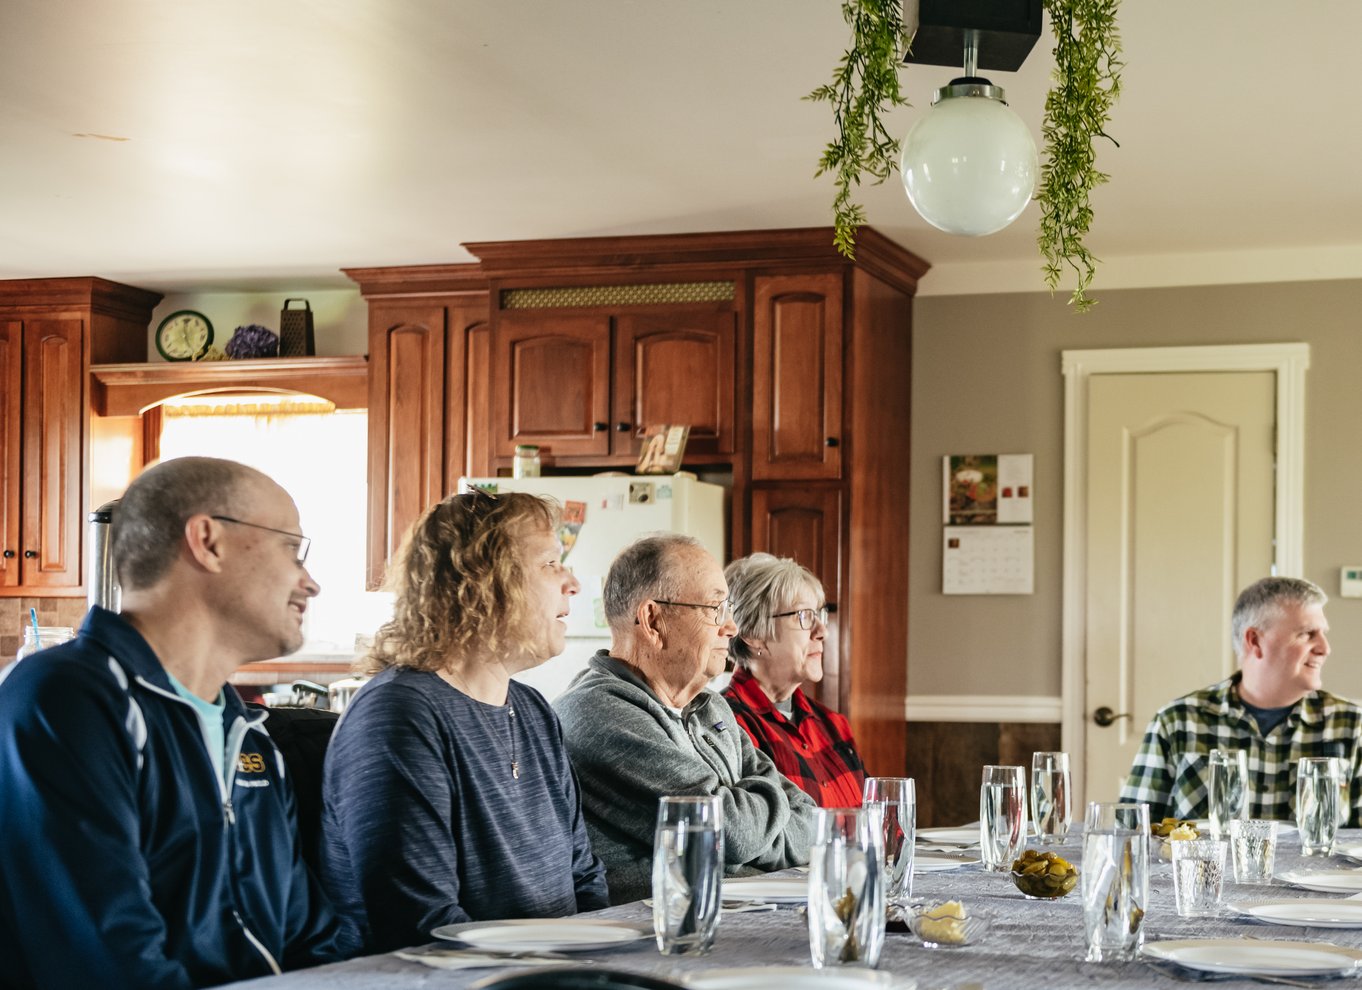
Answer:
[{"xmin": 1009, "ymin": 849, "xmax": 1079, "ymax": 899}]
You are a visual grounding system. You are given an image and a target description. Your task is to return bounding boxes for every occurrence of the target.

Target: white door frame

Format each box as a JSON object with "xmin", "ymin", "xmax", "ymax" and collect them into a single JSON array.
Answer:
[{"xmin": 1060, "ymin": 342, "xmax": 1310, "ymax": 804}]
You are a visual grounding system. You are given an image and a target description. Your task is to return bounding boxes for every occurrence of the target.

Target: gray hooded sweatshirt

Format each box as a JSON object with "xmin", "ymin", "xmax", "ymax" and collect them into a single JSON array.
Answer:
[{"xmin": 554, "ymin": 651, "xmax": 817, "ymax": 903}]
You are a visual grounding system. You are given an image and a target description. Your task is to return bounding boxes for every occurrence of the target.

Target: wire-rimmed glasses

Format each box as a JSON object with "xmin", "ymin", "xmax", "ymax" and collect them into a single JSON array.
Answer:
[
  {"xmin": 772, "ymin": 606, "xmax": 829, "ymax": 630},
  {"xmin": 652, "ymin": 599, "xmax": 732, "ymax": 626},
  {"xmin": 210, "ymin": 515, "xmax": 311, "ymax": 565}
]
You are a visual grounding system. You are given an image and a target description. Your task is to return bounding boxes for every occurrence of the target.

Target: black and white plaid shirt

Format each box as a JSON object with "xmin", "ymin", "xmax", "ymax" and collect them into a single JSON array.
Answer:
[{"xmin": 1119, "ymin": 672, "xmax": 1362, "ymax": 825}]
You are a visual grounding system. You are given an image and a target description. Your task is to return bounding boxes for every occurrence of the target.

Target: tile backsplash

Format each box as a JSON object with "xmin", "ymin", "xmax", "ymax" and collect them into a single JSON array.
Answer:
[{"xmin": 0, "ymin": 598, "xmax": 91, "ymax": 664}]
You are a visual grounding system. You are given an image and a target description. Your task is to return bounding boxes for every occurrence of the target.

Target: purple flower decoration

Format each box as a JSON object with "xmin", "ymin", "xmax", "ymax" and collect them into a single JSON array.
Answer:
[{"xmin": 225, "ymin": 324, "xmax": 280, "ymax": 359}]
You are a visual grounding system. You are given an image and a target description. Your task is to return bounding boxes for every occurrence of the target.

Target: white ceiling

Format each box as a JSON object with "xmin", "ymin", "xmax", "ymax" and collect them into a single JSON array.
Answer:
[{"xmin": 4, "ymin": 1, "xmax": 1361, "ymax": 298}]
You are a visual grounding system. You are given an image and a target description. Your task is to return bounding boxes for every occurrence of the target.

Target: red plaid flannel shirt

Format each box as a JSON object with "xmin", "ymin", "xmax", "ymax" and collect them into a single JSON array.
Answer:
[{"xmin": 722, "ymin": 667, "xmax": 866, "ymax": 808}]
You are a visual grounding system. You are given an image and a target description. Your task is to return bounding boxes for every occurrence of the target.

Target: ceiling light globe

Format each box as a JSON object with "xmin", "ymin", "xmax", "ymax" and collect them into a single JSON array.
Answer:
[{"xmin": 900, "ymin": 87, "xmax": 1038, "ymax": 236}]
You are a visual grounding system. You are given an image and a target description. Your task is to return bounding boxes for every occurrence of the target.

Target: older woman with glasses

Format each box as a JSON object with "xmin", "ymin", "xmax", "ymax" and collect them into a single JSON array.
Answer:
[
  {"xmin": 319, "ymin": 489, "xmax": 608, "ymax": 952},
  {"xmin": 721, "ymin": 553, "xmax": 866, "ymax": 807}
]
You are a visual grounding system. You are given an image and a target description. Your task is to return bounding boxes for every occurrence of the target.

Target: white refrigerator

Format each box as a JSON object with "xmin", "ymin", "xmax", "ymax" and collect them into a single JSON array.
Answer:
[{"xmin": 457, "ymin": 472, "xmax": 726, "ymax": 700}]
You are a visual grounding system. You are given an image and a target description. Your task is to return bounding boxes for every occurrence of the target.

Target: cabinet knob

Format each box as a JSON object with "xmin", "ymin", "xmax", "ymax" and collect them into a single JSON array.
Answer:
[
  {"xmin": 593, "ymin": 422, "xmax": 608, "ymax": 432},
  {"xmin": 24, "ymin": 550, "xmax": 38, "ymax": 559},
  {"xmin": 2, "ymin": 549, "xmax": 13, "ymax": 559},
  {"xmin": 616, "ymin": 422, "xmax": 631, "ymax": 432},
  {"xmin": 825, "ymin": 437, "xmax": 840, "ymax": 448}
]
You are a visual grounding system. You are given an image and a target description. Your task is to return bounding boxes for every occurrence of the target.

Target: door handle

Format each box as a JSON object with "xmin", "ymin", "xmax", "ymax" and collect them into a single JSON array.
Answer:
[{"xmin": 1092, "ymin": 706, "xmax": 1132, "ymax": 728}]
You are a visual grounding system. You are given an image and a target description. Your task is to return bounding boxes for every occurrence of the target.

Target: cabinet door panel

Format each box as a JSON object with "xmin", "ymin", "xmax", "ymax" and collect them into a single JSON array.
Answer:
[
  {"xmin": 493, "ymin": 314, "xmax": 610, "ymax": 457},
  {"xmin": 615, "ymin": 310, "xmax": 735, "ymax": 456},
  {"xmin": 22, "ymin": 318, "xmax": 83, "ymax": 588},
  {"xmin": 752, "ymin": 274, "xmax": 843, "ymax": 480},
  {"xmin": 0, "ymin": 321, "xmax": 20, "ymax": 588},
  {"xmin": 367, "ymin": 304, "xmax": 447, "ymax": 589},
  {"xmin": 749, "ymin": 485, "xmax": 844, "ymax": 709}
]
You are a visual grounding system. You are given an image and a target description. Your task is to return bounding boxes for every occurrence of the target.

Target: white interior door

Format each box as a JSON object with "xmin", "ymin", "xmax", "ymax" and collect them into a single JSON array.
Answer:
[{"xmin": 1084, "ymin": 371, "xmax": 1276, "ymax": 802}]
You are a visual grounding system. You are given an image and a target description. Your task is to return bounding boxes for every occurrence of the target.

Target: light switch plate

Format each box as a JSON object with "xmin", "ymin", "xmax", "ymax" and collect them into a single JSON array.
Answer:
[{"xmin": 1341, "ymin": 566, "xmax": 1362, "ymax": 598}]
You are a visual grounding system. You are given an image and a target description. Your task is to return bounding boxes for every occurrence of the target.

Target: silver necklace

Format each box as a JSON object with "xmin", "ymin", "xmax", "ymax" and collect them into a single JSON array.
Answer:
[{"xmin": 452, "ymin": 672, "xmax": 520, "ymax": 780}]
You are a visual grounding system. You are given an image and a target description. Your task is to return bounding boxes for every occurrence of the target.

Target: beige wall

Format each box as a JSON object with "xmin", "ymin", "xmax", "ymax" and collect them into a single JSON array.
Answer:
[{"xmin": 910, "ymin": 278, "xmax": 1362, "ymax": 700}]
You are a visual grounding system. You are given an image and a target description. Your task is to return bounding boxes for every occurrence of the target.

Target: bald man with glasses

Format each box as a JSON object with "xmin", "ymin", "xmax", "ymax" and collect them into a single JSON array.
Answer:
[{"xmin": 555, "ymin": 534, "xmax": 816, "ymax": 904}]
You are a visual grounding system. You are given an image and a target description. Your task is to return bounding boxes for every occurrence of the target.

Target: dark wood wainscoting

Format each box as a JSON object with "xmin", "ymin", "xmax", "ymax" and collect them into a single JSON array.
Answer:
[{"xmin": 907, "ymin": 721, "xmax": 1062, "ymax": 827}]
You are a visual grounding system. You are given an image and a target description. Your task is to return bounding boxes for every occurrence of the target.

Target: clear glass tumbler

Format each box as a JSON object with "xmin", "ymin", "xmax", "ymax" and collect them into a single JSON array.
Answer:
[
  {"xmin": 1081, "ymin": 801, "xmax": 1150, "ymax": 962},
  {"xmin": 1296, "ymin": 757, "xmax": 1340, "ymax": 857},
  {"xmin": 651, "ymin": 796, "xmax": 723, "ymax": 955},
  {"xmin": 808, "ymin": 807, "xmax": 885, "ymax": 969},
  {"xmin": 1206, "ymin": 749, "xmax": 1248, "ymax": 840},
  {"xmin": 1030, "ymin": 751, "xmax": 1072, "ymax": 845},
  {"xmin": 1171, "ymin": 838, "xmax": 1227, "ymax": 918},
  {"xmin": 862, "ymin": 777, "xmax": 915, "ymax": 912},
  {"xmin": 1228, "ymin": 818, "xmax": 1278, "ymax": 884},
  {"xmin": 979, "ymin": 765, "xmax": 1026, "ymax": 871}
]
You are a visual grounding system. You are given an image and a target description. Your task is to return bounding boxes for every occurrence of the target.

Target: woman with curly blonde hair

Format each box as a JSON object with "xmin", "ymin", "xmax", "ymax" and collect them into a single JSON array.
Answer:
[{"xmin": 320, "ymin": 489, "xmax": 607, "ymax": 952}]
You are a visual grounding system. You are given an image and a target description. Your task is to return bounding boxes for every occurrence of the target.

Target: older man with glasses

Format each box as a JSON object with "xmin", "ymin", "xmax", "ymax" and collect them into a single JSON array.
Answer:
[{"xmin": 555, "ymin": 534, "xmax": 816, "ymax": 904}]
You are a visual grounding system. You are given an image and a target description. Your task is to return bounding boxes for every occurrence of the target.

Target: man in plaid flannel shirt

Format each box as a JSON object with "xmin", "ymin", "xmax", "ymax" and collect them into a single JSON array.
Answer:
[{"xmin": 1121, "ymin": 576, "xmax": 1362, "ymax": 825}]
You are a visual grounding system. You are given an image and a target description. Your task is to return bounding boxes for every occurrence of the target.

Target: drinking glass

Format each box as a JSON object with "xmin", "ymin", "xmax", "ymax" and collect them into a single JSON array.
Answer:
[
  {"xmin": 651, "ymin": 796, "xmax": 723, "ymax": 955},
  {"xmin": 1206, "ymin": 749, "xmax": 1248, "ymax": 839},
  {"xmin": 1081, "ymin": 802, "xmax": 1150, "ymax": 962},
  {"xmin": 1030, "ymin": 751, "xmax": 1072, "ymax": 845},
  {"xmin": 808, "ymin": 808, "xmax": 885, "ymax": 969},
  {"xmin": 862, "ymin": 777, "xmax": 915, "ymax": 912},
  {"xmin": 1228, "ymin": 818, "xmax": 1278, "ymax": 884},
  {"xmin": 1171, "ymin": 838, "xmax": 1227, "ymax": 917},
  {"xmin": 979, "ymin": 765, "xmax": 1026, "ymax": 871},
  {"xmin": 1296, "ymin": 757, "xmax": 1340, "ymax": 857}
]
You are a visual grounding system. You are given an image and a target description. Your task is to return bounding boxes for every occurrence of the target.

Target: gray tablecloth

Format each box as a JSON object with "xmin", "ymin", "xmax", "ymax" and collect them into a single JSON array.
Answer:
[{"xmin": 224, "ymin": 829, "xmax": 1362, "ymax": 988}]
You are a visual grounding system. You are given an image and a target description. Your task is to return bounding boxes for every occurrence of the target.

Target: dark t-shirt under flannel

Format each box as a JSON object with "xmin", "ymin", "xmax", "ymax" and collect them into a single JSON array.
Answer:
[
  {"xmin": 1119, "ymin": 672, "xmax": 1362, "ymax": 825},
  {"xmin": 722, "ymin": 667, "xmax": 866, "ymax": 808}
]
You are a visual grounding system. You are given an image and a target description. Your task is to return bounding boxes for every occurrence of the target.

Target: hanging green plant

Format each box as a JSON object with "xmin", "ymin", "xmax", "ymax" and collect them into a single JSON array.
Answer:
[
  {"xmin": 807, "ymin": 0, "xmax": 912, "ymax": 258},
  {"xmin": 1037, "ymin": 0, "xmax": 1122, "ymax": 311},
  {"xmin": 811, "ymin": 0, "xmax": 1122, "ymax": 310}
]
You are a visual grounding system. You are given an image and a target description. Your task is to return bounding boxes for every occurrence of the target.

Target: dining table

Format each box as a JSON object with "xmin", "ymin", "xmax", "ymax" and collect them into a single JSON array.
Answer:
[{"xmin": 223, "ymin": 826, "xmax": 1362, "ymax": 989}]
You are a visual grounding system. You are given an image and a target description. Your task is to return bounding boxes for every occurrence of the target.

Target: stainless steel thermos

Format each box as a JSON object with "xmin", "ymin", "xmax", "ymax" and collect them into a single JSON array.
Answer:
[{"xmin": 87, "ymin": 501, "xmax": 120, "ymax": 612}]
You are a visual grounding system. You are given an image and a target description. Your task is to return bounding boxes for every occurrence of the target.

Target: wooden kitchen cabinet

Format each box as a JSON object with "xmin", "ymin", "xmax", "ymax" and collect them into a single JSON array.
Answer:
[
  {"xmin": 751, "ymin": 273, "xmax": 843, "ymax": 481},
  {"xmin": 492, "ymin": 313, "xmax": 612, "ymax": 458},
  {"xmin": 344, "ymin": 265, "xmax": 490, "ymax": 590},
  {"xmin": 614, "ymin": 308, "xmax": 736, "ymax": 457},
  {"xmin": 0, "ymin": 279, "xmax": 161, "ymax": 596},
  {"xmin": 491, "ymin": 306, "xmax": 737, "ymax": 462}
]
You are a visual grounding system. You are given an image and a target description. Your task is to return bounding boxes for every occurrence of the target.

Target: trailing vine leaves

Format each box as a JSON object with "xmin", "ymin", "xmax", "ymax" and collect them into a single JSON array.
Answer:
[
  {"xmin": 807, "ymin": 0, "xmax": 911, "ymax": 258},
  {"xmin": 1037, "ymin": 0, "xmax": 1122, "ymax": 310}
]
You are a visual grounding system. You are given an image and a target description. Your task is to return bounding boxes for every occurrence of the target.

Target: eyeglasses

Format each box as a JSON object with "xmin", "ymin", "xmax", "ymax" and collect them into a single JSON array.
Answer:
[
  {"xmin": 211, "ymin": 516, "xmax": 311, "ymax": 564},
  {"xmin": 772, "ymin": 606, "xmax": 829, "ymax": 630},
  {"xmin": 652, "ymin": 598, "xmax": 732, "ymax": 627}
]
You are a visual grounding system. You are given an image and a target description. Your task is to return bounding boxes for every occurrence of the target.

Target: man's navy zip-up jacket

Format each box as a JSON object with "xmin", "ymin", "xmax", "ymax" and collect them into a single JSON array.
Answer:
[{"xmin": 0, "ymin": 607, "xmax": 347, "ymax": 989}]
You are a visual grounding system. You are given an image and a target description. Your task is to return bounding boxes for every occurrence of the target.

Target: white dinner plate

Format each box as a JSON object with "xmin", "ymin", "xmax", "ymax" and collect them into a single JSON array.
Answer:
[
  {"xmin": 1143, "ymin": 938, "xmax": 1362, "ymax": 977},
  {"xmin": 915, "ymin": 827, "xmax": 980, "ymax": 847},
  {"xmin": 1336, "ymin": 843, "xmax": 1362, "ymax": 861},
  {"xmin": 1275, "ymin": 869, "xmax": 1362, "ymax": 894},
  {"xmin": 687, "ymin": 966, "xmax": 912, "ymax": 989},
  {"xmin": 1230, "ymin": 898, "xmax": 1362, "ymax": 929},
  {"xmin": 431, "ymin": 918, "xmax": 651, "ymax": 952},
  {"xmin": 720, "ymin": 876, "xmax": 807, "ymax": 903},
  {"xmin": 914, "ymin": 853, "xmax": 977, "ymax": 872}
]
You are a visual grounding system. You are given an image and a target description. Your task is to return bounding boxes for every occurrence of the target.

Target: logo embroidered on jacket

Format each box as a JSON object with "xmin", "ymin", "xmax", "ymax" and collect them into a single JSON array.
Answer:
[
  {"xmin": 712, "ymin": 720, "xmax": 726, "ymax": 732},
  {"xmin": 238, "ymin": 752, "xmax": 266, "ymax": 773}
]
